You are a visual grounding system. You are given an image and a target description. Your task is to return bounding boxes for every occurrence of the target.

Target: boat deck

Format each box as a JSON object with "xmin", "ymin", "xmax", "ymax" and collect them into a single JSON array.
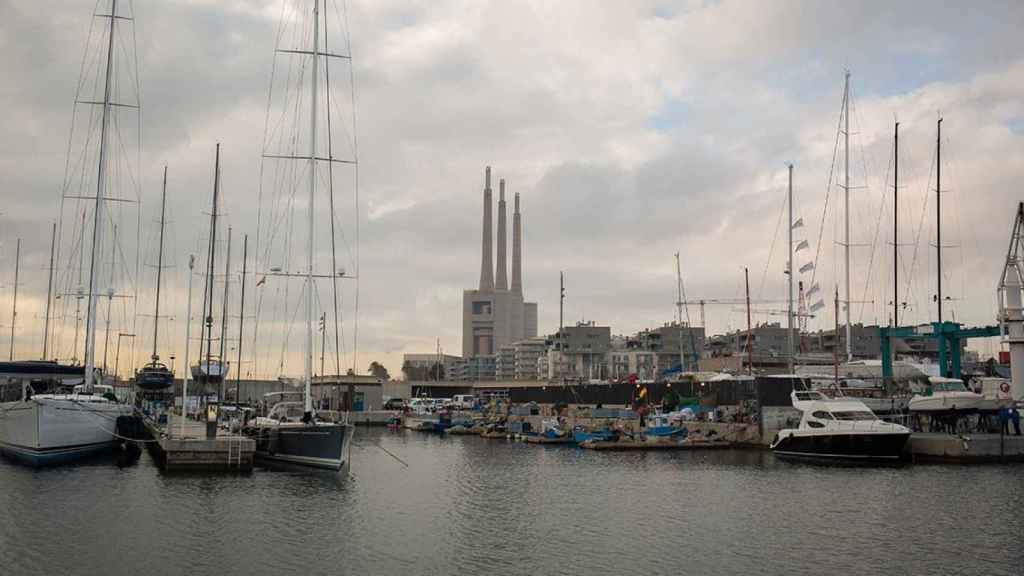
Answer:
[{"xmin": 146, "ymin": 418, "xmax": 255, "ymax": 472}]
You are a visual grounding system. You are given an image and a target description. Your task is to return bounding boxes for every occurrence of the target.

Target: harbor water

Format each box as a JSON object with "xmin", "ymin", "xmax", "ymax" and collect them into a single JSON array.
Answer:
[{"xmin": 2, "ymin": 429, "xmax": 1022, "ymax": 576}]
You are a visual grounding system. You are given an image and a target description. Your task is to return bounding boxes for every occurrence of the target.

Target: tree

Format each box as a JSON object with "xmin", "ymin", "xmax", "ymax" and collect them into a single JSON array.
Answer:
[{"xmin": 368, "ymin": 361, "xmax": 390, "ymax": 381}]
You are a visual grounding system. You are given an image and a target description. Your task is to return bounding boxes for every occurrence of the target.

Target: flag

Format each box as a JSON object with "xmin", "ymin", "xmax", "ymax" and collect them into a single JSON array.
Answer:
[
  {"xmin": 809, "ymin": 300, "xmax": 826, "ymax": 312},
  {"xmin": 795, "ymin": 239, "xmax": 809, "ymax": 252},
  {"xmin": 806, "ymin": 283, "xmax": 820, "ymax": 296},
  {"xmin": 791, "ymin": 217, "xmax": 804, "ymax": 229},
  {"xmin": 799, "ymin": 262, "xmax": 815, "ymax": 274}
]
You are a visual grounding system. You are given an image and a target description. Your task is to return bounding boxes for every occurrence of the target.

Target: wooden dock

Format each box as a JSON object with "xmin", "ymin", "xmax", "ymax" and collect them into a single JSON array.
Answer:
[{"xmin": 146, "ymin": 418, "xmax": 255, "ymax": 472}]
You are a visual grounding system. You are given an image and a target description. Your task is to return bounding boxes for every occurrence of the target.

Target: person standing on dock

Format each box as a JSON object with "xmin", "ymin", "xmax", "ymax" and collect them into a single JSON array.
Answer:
[{"xmin": 1011, "ymin": 406, "xmax": 1021, "ymax": 436}]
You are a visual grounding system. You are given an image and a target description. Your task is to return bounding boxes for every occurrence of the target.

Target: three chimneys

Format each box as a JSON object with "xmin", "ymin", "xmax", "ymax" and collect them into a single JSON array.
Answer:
[{"xmin": 479, "ymin": 166, "xmax": 523, "ymax": 294}]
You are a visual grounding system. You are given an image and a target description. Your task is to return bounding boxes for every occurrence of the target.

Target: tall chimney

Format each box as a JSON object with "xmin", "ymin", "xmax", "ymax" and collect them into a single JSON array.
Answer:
[
  {"xmin": 511, "ymin": 191, "xmax": 522, "ymax": 294},
  {"xmin": 496, "ymin": 179, "xmax": 508, "ymax": 290},
  {"xmin": 479, "ymin": 166, "xmax": 494, "ymax": 291}
]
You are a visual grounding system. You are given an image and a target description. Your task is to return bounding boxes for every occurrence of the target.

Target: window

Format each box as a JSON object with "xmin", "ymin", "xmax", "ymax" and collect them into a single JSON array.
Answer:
[
  {"xmin": 811, "ymin": 411, "xmax": 834, "ymax": 420},
  {"xmin": 807, "ymin": 421, "xmax": 825, "ymax": 429},
  {"xmin": 832, "ymin": 411, "xmax": 877, "ymax": 421}
]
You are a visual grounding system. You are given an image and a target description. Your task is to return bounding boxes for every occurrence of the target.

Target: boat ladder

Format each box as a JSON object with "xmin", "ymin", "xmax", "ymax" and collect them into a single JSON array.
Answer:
[{"xmin": 226, "ymin": 435, "xmax": 242, "ymax": 468}]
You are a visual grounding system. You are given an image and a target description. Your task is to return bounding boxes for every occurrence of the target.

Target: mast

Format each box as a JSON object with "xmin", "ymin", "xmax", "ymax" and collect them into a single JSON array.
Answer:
[
  {"xmin": 152, "ymin": 166, "xmax": 168, "ymax": 362},
  {"xmin": 936, "ymin": 117, "xmax": 943, "ymax": 324},
  {"xmin": 236, "ymin": 234, "xmax": 247, "ymax": 402},
  {"xmin": 181, "ymin": 255, "xmax": 195, "ymax": 438},
  {"xmin": 219, "ymin": 226, "xmax": 232, "ymax": 401},
  {"xmin": 42, "ymin": 223, "xmax": 56, "ymax": 360},
  {"xmin": 9, "ymin": 238, "xmax": 20, "ymax": 361},
  {"xmin": 675, "ymin": 252, "xmax": 684, "ymax": 372},
  {"xmin": 102, "ymin": 225, "xmax": 117, "ymax": 375},
  {"xmin": 787, "ymin": 164, "xmax": 794, "ymax": 373},
  {"xmin": 305, "ymin": 0, "xmax": 321, "ymax": 416},
  {"xmin": 204, "ymin": 144, "xmax": 220, "ymax": 386},
  {"xmin": 84, "ymin": 0, "xmax": 118, "ymax": 392},
  {"xmin": 834, "ymin": 285, "xmax": 840, "ymax": 387},
  {"xmin": 893, "ymin": 122, "xmax": 899, "ymax": 328},
  {"xmin": 745, "ymin": 267, "xmax": 753, "ymax": 376},
  {"xmin": 842, "ymin": 71, "xmax": 852, "ymax": 363}
]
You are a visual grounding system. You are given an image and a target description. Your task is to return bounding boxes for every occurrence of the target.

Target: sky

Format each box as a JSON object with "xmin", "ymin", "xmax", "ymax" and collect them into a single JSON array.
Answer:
[{"xmin": 1, "ymin": 0, "xmax": 1023, "ymax": 379}]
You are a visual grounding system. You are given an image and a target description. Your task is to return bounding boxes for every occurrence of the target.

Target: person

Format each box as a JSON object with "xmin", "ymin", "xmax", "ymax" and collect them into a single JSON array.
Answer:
[{"xmin": 1012, "ymin": 406, "xmax": 1022, "ymax": 436}]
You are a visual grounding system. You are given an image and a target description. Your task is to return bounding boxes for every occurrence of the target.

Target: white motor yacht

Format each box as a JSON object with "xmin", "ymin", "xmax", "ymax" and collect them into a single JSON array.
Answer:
[{"xmin": 770, "ymin": 390, "xmax": 911, "ymax": 461}]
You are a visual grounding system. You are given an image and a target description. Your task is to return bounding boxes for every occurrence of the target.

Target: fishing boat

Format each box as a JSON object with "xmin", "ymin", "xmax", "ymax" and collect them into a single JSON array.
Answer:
[
  {"xmin": 0, "ymin": 2, "xmax": 138, "ymax": 464},
  {"xmin": 908, "ymin": 376, "xmax": 985, "ymax": 413},
  {"xmin": 770, "ymin": 390, "xmax": 911, "ymax": 461},
  {"xmin": 245, "ymin": 0, "xmax": 356, "ymax": 471}
]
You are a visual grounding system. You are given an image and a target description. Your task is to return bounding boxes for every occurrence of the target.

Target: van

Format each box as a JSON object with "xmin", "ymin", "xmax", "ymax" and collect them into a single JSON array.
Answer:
[{"xmin": 452, "ymin": 395, "xmax": 476, "ymax": 410}]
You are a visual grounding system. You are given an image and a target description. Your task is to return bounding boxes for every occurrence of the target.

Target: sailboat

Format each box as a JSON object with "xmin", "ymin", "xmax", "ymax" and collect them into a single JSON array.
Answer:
[
  {"xmin": 135, "ymin": 166, "xmax": 174, "ymax": 391},
  {"xmin": 244, "ymin": 0, "xmax": 354, "ymax": 471},
  {"xmin": 0, "ymin": 0, "xmax": 134, "ymax": 465}
]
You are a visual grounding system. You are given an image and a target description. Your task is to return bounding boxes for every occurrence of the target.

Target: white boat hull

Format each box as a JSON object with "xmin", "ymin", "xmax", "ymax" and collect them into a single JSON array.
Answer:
[
  {"xmin": 908, "ymin": 393, "xmax": 985, "ymax": 413},
  {"xmin": 0, "ymin": 395, "xmax": 132, "ymax": 465}
]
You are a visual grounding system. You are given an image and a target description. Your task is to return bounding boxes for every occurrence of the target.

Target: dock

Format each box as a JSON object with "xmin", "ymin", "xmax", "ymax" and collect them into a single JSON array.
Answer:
[
  {"xmin": 581, "ymin": 439, "xmax": 732, "ymax": 451},
  {"xmin": 146, "ymin": 418, "xmax": 255, "ymax": 472},
  {"xmin": 909, "ymin": 432, "xmax": 1024, "ymax": 463}
]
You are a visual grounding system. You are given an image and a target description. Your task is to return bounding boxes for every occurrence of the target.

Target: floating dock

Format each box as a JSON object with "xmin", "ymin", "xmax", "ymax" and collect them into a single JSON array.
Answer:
[
  {"xmin": 909, "ymin": 432, "xmax": 1024, "ymax": 463},
  {"xmin": 581, "ymin": 439, "xmax": 732, "ymax": 451},
  {"xmin": 146, "ymin": 419, "xmax": 255, "ymax": 472}
]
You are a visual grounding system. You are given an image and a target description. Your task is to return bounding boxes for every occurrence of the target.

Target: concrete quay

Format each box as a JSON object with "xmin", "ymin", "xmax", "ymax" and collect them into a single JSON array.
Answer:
[
  {"xmin": 145, "ymin": 419, "xmax": 255, "ymax": 472},
  {"xmin": 909, "ymin": 432, "xmax": 1024, "ymax": 463}
]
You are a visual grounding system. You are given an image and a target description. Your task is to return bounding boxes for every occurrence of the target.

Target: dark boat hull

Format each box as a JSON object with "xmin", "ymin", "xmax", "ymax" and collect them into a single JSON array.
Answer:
[
  {"xmin": 771, "ymin": 431, "xmax": 910, "ymax": 461},
  {"xmin": 250, "ymin": 423, "xmax": 351, "ymax": 471}
]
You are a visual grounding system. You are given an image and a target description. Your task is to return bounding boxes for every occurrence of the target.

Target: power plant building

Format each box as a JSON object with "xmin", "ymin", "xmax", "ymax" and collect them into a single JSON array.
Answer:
[{"xmin": 463, "ymin": 167, "xmax": 538, "ymax": 372}]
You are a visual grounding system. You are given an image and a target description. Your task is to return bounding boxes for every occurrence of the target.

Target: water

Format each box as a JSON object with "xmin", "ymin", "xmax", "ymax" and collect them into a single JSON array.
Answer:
[{"xmin": 2, "ymin": 430, "xmax": 1022, "ymax": 576}]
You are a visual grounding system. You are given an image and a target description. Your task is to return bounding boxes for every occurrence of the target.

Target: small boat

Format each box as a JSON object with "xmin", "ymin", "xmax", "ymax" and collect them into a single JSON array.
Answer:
[
  {"xmin": 247, "ymin": 398, "xmax": 352, "ymax": 471},
  {"xmin": 572, "ymin": 425, "xmax": 617, "ymax": 444},
  {"xmin": 525, "ymin": 418, "xmax": 574, "ymax": 444},
  {"xmin": 771, "ymin": 390, "xmax": 911, "ymax": 461},
  {"xmin": 908, "ymin": 376, "xmax": 985, "ymax": 413},
  {"xmin": 479, "ymin": 422, "xmax": 509, "ymax": 438},
  {"xmin": 135, "ymin": 360, "xmax": 174, "ymax": 391},
  {"xmin": 642, "ymin": 413, "xmax": 687, "ymax": 438}
]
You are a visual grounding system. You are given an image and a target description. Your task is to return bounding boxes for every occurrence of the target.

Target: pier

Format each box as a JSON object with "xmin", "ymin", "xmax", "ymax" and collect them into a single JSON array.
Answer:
[
  {"xmin": 909, "ymin": 432, "xmax": 1024, "ymax": 463},
  {"xmin": 145, "ymin": 418, "xmax": 255, "ymax": 472}
]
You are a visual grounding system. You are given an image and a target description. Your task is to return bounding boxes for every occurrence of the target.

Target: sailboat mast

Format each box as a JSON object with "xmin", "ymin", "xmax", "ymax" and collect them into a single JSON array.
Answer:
[
  {"xmin": 205, "ymin": 144, "xmax": 220, "ymax": 380},
  {"xmin": 236, "ymin": 234, "xmax": 247, "ymax": 402},
  {"xmin": 745, "ymin": 267, "xmax": 753, "ymax": 376},
  {"xmin": 152, "ymin": 166, "xmax": 168, "ymax": 361},
  {"xmin": 42, "ymin": 222, "xmax": 56, "ymax": 360},
  {"xmin": 787, "ymin": 164, "xmax": 794, "ymax": 373},
  {"xmin": 9, "ymin": 238, "xmax": 20, "ymax": 361},
  {"xmin": 219, "ymin": 227, "xmax": 232, "ymax": 401},
  {"xmin": 304, "ymin": 0, "xmax": 320, "ymax": 416},
  {"xmin": 893, "ymin": 122, "xmax": 899, "ymax": 328},
  {"xmin": 102, "ymin": 225, "xmax": 117, "ymax": 374},
  {"xmin": 842, "ymin": 71, "xmax": 852, "ymax": 363},
  {"xmin": 936, "ymin": 117, "xmax": 943, "ymax": 324},
  {"xmin": 84, "ymin": 0, "xmax": 118, "ymax": 392}
]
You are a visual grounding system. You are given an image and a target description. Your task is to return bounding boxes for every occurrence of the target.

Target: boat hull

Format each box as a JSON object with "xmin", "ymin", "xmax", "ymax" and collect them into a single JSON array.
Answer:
[
  {"xmin": 0, "ymin": 396, "xmax": 131, "ymax": 466},
  {"xmin": 909, "ymin": 394, "xmax": 984, "ymax": 413},
  {"xmin": 771, "ymin": 431, "xmax": 910, "ymax": 461},
  {"xmin": 251, "ymin": 422, "xmax": 352, "ymax": 471}
]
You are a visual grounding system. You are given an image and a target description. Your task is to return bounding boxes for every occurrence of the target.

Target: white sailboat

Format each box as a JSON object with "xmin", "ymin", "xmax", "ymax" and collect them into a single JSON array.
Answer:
[
  {"xmin": 245, "ymin": 0, "xmax": 356, "ymax": 471},
  {"xmin": 0, "ymin": 0, "xmax": 135, "ymax": 465}
]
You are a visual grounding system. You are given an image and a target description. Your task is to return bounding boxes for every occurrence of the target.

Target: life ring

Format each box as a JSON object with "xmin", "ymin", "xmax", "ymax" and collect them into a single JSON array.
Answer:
[{"xmin": 1000, "ymin": 382, "xmax": 1011, "ymax": 394}]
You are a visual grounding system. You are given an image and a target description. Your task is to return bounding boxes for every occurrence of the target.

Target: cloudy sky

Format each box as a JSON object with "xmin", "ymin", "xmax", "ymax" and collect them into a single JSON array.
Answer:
[{"xmin": 2, "ymin": 0, "xmax": 1023, "ymax": 378}]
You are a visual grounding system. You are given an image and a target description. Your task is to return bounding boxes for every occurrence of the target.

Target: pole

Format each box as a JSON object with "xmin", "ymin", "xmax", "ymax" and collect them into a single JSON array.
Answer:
[
  {"xmin": 936, "ymin": 117, "xmax": 943, "ymax": 325},
  {"xmin": 84, "ymin": 0, "xmax": 118, "ymax": 392},
  {"xmin": 787, "ymin": 164, "xmax": 794, "ymax": 373},
  {"xmin": 745, "ymin": 267, "xmax": 753, "ymax": 376},
  {"xmin": 834, "ymin": 286, "xmax": 840, "ymax": 387},
  {"xmin": 204, "ymin": 144, "xmax": 220, "ymax": 392},
  {"xmin": 9, "ymin": 238, "xmax": 20, "ymax": 361},
  {"xmin": 893, "ymin": 122, "xmax": 899, "ymax": 328},
  {"xmin": 236, "ymin": 235, "xmax": 247, "ymax": 403},
  {"xmin": 304, "ymin": 0, "xmax": 321, "ymax": 418},
  {"xmin": 42, "ymin": 223, "xmax": 56, "ymax": 360},
  {"xmin": 181, "ymin": 255, "xmax": 195, "ymax": 438},
  {"xmin": 152, "ymin": 165, "xmax": 168, "ymax": 361},
  {"xmin": 843, "ymin": 71, "xmax": 852, "ymax": 363}
]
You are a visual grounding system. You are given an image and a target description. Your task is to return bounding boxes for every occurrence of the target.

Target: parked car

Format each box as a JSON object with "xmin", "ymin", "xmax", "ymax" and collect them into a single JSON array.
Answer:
[
  {"xmin": 451, "ymin": 395, "xmax": 477, "ymax": 410},
  {"xmin": 383, "ymin": 398, "xmax": 407, "ymax": 411}
]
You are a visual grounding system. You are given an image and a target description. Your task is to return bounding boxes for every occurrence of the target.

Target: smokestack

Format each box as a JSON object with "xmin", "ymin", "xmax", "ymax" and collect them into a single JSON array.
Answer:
[
  {"xmin": 479, "ymin": 166, "xmax": 494, "ymax": 291},
  {"xmin": 496, "ymin": 179, "xmax": 508, "ymax": 290},
  {"xmin": 512, "ymin": 191, "xmax": 522, "ymax": 294}
]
